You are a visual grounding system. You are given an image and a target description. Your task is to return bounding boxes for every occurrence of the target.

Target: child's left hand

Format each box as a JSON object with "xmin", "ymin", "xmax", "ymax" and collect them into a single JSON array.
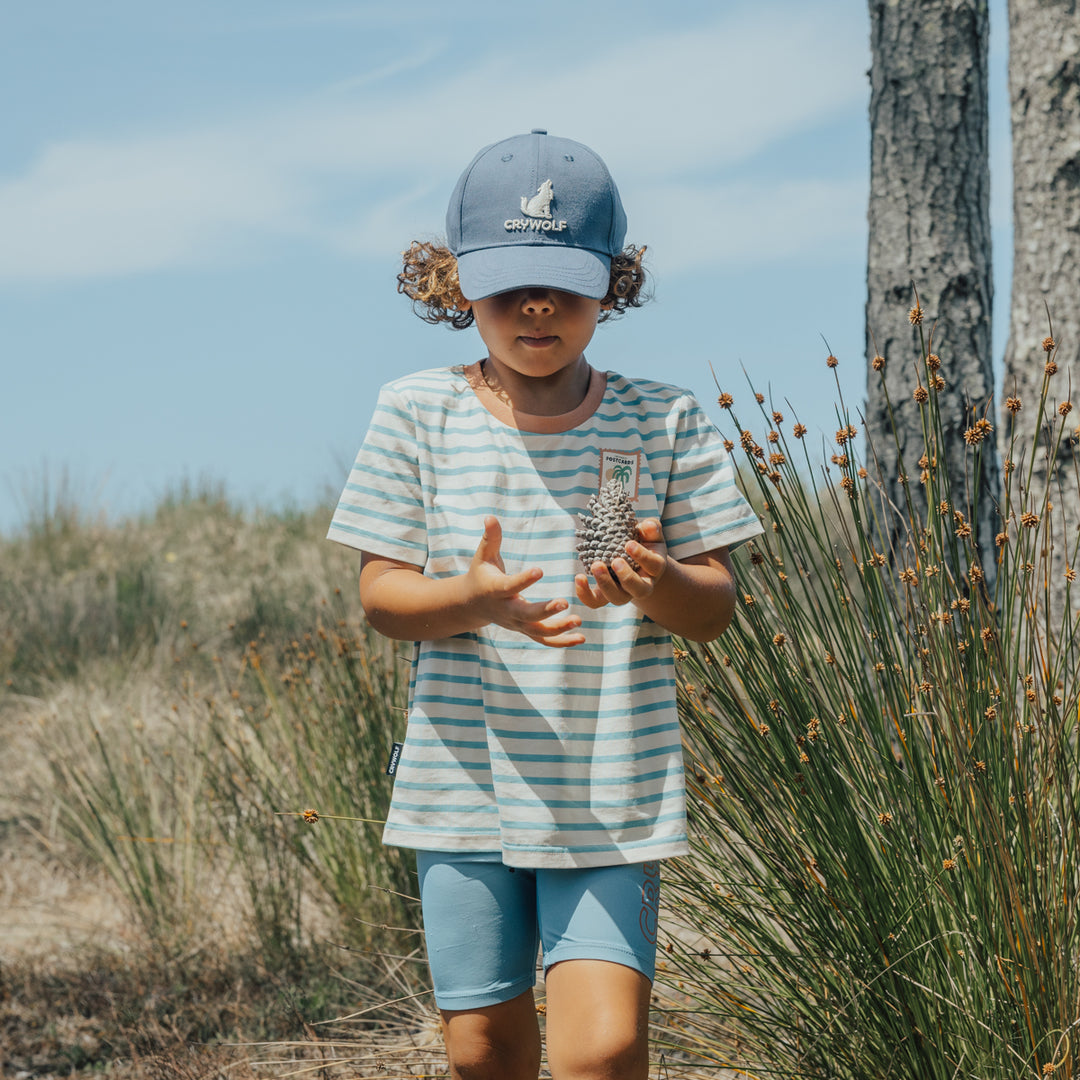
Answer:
[{"xmin": 574, "ymin": 518, "xmax": 668, "ymax": 609}]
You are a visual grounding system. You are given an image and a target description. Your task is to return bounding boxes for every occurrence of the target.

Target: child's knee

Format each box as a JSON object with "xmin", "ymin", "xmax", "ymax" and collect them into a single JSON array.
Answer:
[
  {"xmin": 546, "ymin": 1026, "xmax": 648, "ymax": 1080},
  {"xmin": 444, "ymin": 1032, "xmax": 541, "ymax": 1080},
  {"xmin": 544, "ymin": 960, "xmax": 651, "ymax": 1080},
  {"xmin": 441, "ymin": 996, "xmax": 541, "ymax": 1080}
]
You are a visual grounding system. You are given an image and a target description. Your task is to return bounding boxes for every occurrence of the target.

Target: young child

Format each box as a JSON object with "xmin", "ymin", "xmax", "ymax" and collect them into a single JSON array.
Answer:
[{"xmin": 328, "ymin": 130, "xmax": 762, "ymax": 1080}]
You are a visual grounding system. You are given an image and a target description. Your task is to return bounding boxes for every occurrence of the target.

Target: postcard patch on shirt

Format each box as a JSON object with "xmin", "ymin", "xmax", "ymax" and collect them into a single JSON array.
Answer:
[{"xmin": 598, "ymin": 449, "xmax": 641, "ymax": 500}]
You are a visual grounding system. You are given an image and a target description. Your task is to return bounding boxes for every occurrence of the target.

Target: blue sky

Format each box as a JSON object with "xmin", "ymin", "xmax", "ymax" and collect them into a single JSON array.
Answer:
[{"xmin": 0, "ymin": 1, "xmax": 1011, "ymax": 534}]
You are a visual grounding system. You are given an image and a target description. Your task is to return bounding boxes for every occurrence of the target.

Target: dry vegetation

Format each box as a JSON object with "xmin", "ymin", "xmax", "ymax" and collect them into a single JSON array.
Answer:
[{"xmin": 0, "ymin": 484, "xmax": 446, "ymax": 1078}]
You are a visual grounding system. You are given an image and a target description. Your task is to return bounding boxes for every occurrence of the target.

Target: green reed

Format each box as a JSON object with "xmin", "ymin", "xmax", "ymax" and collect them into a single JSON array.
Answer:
[{"xmin": 666, "ymin": 315, "xmax": 1080, "ymax": 1079}]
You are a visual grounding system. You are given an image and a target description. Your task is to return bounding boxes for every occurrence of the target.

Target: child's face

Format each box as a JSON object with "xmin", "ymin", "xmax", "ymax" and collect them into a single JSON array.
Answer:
[{"xmin": 462, "ymin": 287, "xmax": 607, "ymax": 381}]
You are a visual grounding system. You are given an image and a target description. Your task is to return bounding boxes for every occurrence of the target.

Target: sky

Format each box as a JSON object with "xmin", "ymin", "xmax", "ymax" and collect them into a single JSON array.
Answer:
[{"xmin": 0, "ymin": 1, "xmax": 1012, "ymax": 535}]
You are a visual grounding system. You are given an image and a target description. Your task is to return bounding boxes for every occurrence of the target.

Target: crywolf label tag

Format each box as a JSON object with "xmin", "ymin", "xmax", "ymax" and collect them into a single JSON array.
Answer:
[{"xmin": 385, "ymin": 741, "xmax": 403, "ymax": 776}]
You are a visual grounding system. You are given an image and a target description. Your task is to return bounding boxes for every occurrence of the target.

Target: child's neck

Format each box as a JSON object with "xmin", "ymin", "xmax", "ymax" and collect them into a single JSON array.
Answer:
[{"xmin": 480, "ymin": 355, "xmax": 593, "ymax": 417}]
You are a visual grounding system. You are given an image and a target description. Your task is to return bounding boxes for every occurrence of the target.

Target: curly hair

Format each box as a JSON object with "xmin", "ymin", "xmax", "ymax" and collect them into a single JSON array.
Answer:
[{"xmin": 397, "ymin": 241, "xmax": 649, "ymax": 329}]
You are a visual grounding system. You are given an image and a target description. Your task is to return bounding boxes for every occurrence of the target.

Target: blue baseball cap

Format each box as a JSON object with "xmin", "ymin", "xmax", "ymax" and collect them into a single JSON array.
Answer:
[{"xmin": 446, "ymin": 130, "xmax": 627, "ymax": 301}]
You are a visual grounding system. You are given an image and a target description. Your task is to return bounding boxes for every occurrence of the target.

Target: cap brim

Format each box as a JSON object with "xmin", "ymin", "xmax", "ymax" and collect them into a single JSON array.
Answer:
[{"xmin": 456, "ymin": 245, "xmax": 611, "ymax": 301}]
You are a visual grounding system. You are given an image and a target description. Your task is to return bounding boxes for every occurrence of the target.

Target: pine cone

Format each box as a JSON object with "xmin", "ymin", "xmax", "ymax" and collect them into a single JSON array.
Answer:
[{"xmin": 577, "ymin": 479, "xmax": 640, "ymax": 572}]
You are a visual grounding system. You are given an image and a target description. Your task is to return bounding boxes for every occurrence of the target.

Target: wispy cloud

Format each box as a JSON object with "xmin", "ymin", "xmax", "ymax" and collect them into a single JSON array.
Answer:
[
  {"xmin": 0, "ymin": 2, "xmax": 868, "ymax": 283},
  {"xmin": 635, "ymin": 178, "xmax": 868, "ymax": 275}
]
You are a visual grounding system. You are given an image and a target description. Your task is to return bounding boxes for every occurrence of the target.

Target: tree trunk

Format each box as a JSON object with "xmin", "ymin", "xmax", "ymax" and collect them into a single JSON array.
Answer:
[
  {"xmin": 865, "ymin": 0, "xmax": 999, "ymax": 577},
  {"xmin": 1003, "ymin": 0, "xmax": 1080, "ymax": 617}
]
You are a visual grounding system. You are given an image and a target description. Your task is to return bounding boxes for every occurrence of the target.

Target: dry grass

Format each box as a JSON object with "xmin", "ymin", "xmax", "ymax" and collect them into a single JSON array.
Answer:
[{"xmin": 0, "ymin": 490, "xmax": 433, "ymax": 1078}]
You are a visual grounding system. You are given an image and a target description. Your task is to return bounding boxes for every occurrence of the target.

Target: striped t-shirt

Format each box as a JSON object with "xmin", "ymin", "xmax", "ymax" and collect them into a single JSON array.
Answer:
[{"xmin": 327, "ymin": 362, "xmax": 762, "ymax": 868}]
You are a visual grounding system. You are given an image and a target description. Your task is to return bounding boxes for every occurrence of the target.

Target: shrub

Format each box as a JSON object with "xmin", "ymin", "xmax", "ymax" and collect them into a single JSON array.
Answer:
[{"xmin": 666, "ymin": 318, "xmax": 1080, "ymax": 1078}]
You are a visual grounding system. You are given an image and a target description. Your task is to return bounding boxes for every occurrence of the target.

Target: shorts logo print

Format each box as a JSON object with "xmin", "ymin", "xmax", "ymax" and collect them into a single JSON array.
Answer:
[{"xmin": 639, "ymin": 860, "xmax": 660, "ymax": 943}]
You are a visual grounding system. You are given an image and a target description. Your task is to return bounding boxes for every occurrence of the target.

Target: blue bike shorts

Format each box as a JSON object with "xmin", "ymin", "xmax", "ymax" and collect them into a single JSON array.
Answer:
[{"xmin": 415, "ymin": 852, "xmax": 661, "ymax": 1012}]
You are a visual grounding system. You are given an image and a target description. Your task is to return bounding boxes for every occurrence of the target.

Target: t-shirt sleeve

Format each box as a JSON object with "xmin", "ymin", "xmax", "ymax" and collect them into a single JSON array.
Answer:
[
  {"xmin": 325, "ymin": 386, "xmax": 428, "ymax": 566},
  {"xmin": 661, "ymin": 392, "xmax": 764, "ymax": 561}
]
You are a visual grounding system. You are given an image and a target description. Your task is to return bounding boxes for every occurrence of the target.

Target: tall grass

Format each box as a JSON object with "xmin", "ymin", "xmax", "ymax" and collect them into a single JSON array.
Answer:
[
  {"xmin": 205, "ymin": 592, "xmax": 418, "ymax": 960},
  {"xmin": 11, "ymin": 488, "xmax": 421, "ymax": 966},
  {"xmin": 42, "ymin": 697, "xmax": 224, "ymax": 949},
  {"xmin": 667, "ymin": 316, "xmax": 1080, "ymax": 1078}
]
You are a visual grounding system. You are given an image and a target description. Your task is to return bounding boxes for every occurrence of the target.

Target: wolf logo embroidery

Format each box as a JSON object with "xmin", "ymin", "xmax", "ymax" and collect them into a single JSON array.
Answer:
[
  {"xmin": 505, "ymin": 178, "xmax": 568, "ymax": 233},
  {"xmin": 521, "ymin": 179, "xmax": 555, "ymax": 219}
]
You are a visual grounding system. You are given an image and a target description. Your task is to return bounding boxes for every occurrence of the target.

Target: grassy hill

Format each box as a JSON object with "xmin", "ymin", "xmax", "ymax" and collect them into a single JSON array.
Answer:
[{"xmin": 0, "ymin": 489, "xmax": 440, "ymax": 1078}]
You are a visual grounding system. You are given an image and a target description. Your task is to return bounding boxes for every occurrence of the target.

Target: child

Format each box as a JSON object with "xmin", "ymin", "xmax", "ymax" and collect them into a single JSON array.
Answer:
[{"xmin": 328, "ymin": 130, "xmax": 762, "ymax": 1080}]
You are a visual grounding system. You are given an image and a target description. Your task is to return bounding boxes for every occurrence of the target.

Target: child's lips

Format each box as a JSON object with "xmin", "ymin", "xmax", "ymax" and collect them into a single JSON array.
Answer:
[{"xmin": 520, "ymin": 334, "xmax": 558, "ymax": 347}]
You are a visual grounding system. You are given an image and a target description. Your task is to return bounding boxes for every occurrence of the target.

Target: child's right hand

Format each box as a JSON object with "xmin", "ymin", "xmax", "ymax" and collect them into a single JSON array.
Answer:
[{"xmin": 466, "ymin": 517, "xmax": 585, "ymax": 648}]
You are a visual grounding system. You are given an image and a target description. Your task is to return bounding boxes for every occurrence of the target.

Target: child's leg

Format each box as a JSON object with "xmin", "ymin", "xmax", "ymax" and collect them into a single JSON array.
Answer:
[
  {"xmin": 441, "ymin": 992, "xmax": 542, "ymax": 1080},
  {"xmin": 545, "ymin": 959, "xmax": 651, "ymax": 1080},
  {"xmin": 537, "ymin": 861, "xmax": 659, "ymax": 1080},
  {"xmin": 417, "ymin": 853, "xmax": 543, "ymax": 1080}
]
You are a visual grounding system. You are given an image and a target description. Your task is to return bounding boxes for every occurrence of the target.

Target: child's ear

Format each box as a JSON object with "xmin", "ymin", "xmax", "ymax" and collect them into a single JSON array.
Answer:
[{"xmin": 600, "ymin": 298, "xmax": 615, "ymax": 311}]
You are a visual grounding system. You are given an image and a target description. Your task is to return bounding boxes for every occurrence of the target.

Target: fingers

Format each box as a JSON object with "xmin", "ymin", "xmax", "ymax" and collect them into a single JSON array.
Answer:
[
  {"xmin": 575, "ymin": 573, "xmax": 604, "ymax": 608},
  {"xmin": 625, "ymin": 540, "xmax": 667, "ymax": 579},
  {"xmin": 472, "ymin": 518, "xmax": 542, "ymax": 593},
  {"xmin": 512, "ymin": 596, "xmax": 585, "ymax": 648},
  {"xmin": 473, "ymin": 515, "xmax": 504, "ymax": 567},
  {"xmin": 635, "ymin": 517, "xmax": 664, "ymax": 543},
  {"xmin": 531, "ymin": 624, "xmax": 587, "ymax": 648},
  {"xmin": 579, "ymin": 555, "xmax": 663, "ymax": 607}
]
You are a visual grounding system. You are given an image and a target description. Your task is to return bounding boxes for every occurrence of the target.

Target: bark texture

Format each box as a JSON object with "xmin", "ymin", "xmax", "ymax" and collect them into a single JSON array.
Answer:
[
  {"xmin": 1003, "ymin": 0, "xmax": 1080, "ymax": 614},
  {"xmin": 866, "ymin": 0, "xmax": 999, "ymax": 570}
]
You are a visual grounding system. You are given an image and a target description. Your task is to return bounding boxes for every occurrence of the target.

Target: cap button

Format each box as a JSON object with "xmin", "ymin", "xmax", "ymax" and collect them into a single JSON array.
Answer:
[{"xmin": 531, "ymin": 128, "xmax": 547, "ymax": 135}]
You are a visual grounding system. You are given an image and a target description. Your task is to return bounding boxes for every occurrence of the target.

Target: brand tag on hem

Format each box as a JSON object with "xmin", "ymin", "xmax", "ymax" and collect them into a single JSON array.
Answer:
[{"xmin": 385, "ymin": 741, "xmax": 404, "ymax": 776}]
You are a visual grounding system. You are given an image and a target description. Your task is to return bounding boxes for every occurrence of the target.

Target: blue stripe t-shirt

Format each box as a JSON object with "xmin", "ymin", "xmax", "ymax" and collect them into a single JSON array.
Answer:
[{"xmin": 327, "ymin": 362, "xmax": 762, "ymax": 867}]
